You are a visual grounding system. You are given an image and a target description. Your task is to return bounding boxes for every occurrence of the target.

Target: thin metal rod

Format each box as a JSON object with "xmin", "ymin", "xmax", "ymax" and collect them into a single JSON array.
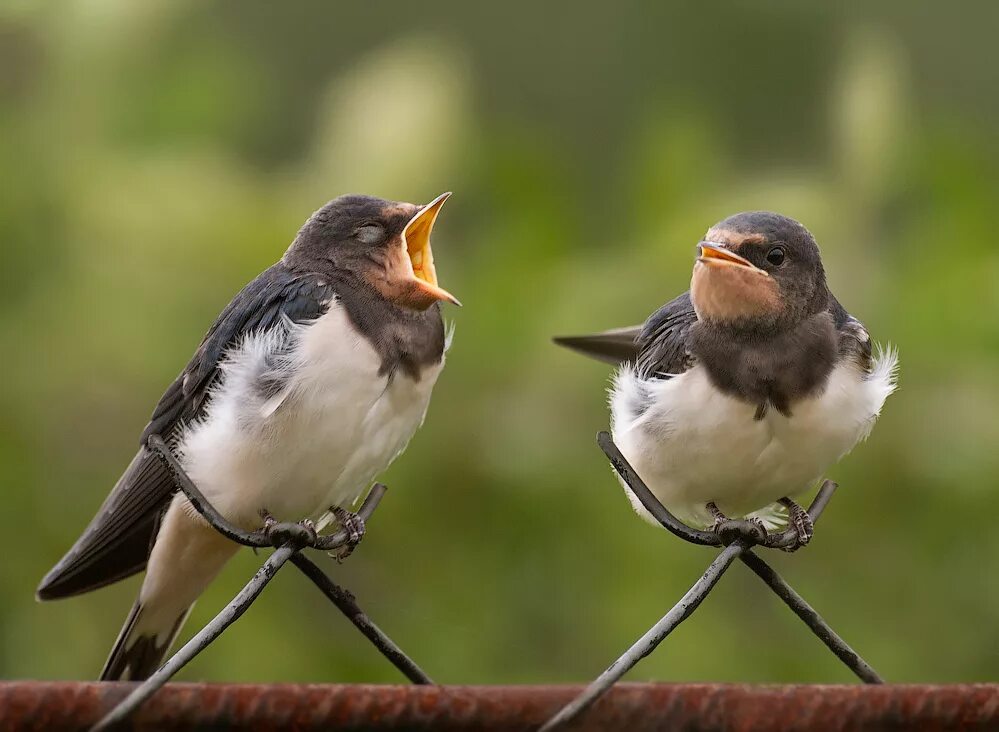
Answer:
[
  {"xmin": 290, "ymin": 553, "xmax": 434, "ymax": 685},
  {"xmin": 538, "ymin": 540, "xmax": 748, "ymax": 732},
  {"xmin": 598, "ymin": 431, "xmax": 837, "ymax": 549},
  {"xmin": 148, "ymin": 435, "xmax": 387, "ymax": 551},
  {"xmin": 147, "ymin": 434, "xmax": 269, "ymax": 546},
  {"xmin": 597, "ymin": 431, "xmax": 719, "ymax": 545},
  {"xmin": 603, "ymin": 431, "xmax": 881, "ymax": 676},
  {"xmin": 739, "ymin": 550, "xmax": 884, "ymax": 684},
  {"xmin": 94, "ymin": 438, "xmax": 431, "ymax": 727},
  {"xmin": 91, "ymin": 543, "xmax": 299, "ymax": 732},
  {"xmin": 545, "ymin": 433, "xmax": 886, "ymax": 731}
]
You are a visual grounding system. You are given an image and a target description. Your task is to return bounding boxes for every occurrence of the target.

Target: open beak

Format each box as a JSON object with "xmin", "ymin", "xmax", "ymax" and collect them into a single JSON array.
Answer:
[
  {"xmin": 697, "ymin": 242, "xmax": 768, "ymax": 275},
  {"xmin": 402, "ymin": 192, "xmax": 461, "ymax": 306}
]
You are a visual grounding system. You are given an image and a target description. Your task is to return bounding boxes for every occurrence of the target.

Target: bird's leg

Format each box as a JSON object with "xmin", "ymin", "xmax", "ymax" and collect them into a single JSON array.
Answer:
[
  {"xmin": 298, "ymin": 518, "xmax": 318, "ymax": 545},
  {"xmin": 330, "ymin": 506, "xmax": 366, "ymax": 562},
  {"xmin": 707, "ymin": 501, "xmax": 768, "ymax": 545},
  {"xmin": 258, "ymin": 508, "xmax": 278, "ymax": 534},
  {"xmin": 777, "ymin": 497, "xmax": 813, "ymax": 551},
  {"xmin": 706, "ymin": 501, "xmax": 726, "ymax": 524}
]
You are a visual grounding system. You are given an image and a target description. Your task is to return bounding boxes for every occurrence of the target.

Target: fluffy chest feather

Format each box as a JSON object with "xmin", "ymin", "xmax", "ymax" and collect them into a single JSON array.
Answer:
[
  {"xmin": 611, "ymin": 351, "xmax": 896, "ymax": 528},
  {"xmin": 177, "ymin": 300, "xmax": 444, "ymax": 528}
]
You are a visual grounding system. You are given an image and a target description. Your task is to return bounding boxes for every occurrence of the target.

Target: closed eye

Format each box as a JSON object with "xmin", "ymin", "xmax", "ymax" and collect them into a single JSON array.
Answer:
[{"xmin": 355, "ymin": 223, "xmax": 386, "ymax": 245}]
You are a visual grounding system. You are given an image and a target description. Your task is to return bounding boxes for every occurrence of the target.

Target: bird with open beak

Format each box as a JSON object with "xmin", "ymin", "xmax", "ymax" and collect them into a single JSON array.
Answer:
[
  {"xmin": 555, "ymin": 212, "xmax": 897, "ymax": 545},
  {"xmin": 37, "ymin": 192, "xmax": 459, "ymax": 680}
]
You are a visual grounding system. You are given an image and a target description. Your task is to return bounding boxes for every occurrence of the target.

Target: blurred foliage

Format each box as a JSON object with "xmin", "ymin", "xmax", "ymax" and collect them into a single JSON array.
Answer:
[{"xmin": 2, "ymin": 0, "xmax": 999, "ymax": 684}]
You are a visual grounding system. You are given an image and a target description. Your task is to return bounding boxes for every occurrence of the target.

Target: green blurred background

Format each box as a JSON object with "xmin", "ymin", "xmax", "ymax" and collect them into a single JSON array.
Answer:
[{"xmin": 3, "ymin": 1, "xmax": 998, "ymax": 684}]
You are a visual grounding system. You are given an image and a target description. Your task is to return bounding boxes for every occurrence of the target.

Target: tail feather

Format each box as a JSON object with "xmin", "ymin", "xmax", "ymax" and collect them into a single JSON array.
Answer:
[
  {"xmin": 99, "ymin": 495, "xmax": 238, "ymax": 681},
  {"xmin": 100, "ymin": 601, "xmax": 190, "ymax": 681}
]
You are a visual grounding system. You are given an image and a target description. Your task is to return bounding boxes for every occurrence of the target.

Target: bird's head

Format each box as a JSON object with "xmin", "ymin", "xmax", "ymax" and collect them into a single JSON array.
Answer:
[
  {"xmin": 287, "ymin": 192, "xmax": 459, "ymax": 311},
  {"xmin": 690, "ymin": 211, "xmax": 826, "ymax": 333}
]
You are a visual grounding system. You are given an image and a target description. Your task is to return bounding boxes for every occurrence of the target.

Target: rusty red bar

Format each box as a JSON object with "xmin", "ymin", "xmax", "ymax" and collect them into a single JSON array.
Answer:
[{"xmin": 2, "ymin": 683, "xmax": 997, "ymax": 731}]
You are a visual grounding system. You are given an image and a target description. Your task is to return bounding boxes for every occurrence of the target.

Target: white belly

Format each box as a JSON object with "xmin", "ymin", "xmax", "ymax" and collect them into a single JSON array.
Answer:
[
  {"xmin": 610, "ymin": 351, "xmax": 896, "ymax": 528},
  {"xmin": 176, "ymin": 301, "xmax": 444, "ymax": 529}
]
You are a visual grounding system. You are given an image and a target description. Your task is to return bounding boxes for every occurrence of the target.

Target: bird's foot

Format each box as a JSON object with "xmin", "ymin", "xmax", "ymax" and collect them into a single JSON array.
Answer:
[
  {"xmin": 258, "ymin": 508, "xmax": 278, "ymax": 534},
  {"xmin": 329, "ymin": 506, "xmax": 366, "ymax": 562},
  {"xmin": 707, "ymin": 502, "xmax": 769, "ymax": 545},
  {"xmin": 776, "ymin": 497, "xmax": 813, "ymax": 552},
  {"xmin": 298, "ymin": 518, "xmax": 319, "ymax": 545},
  {"xmin": 258, "ymin": 509, "xmax": 319, "ymax": 547}
]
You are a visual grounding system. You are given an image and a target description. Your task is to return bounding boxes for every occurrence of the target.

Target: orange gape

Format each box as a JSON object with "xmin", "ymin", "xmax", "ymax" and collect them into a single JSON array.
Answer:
[{"xmin": 367, "ymin": 192, "xmax": 460, "ymax": 310}]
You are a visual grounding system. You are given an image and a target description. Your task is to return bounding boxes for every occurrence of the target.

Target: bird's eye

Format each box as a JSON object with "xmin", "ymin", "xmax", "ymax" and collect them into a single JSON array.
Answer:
[
  {"xmin": 355, "ymin": 223, "xmax": 385, "ymax": 245},
  {"xmin": 766, "ymin": 246, "xmax": 786, "ymax": 266}
]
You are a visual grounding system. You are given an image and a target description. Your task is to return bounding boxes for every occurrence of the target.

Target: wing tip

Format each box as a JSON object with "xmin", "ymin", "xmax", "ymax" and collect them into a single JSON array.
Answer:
[
  {"xmin": 35, "ymin": 565, "xmax": 69, "ymax": 601},
  {"xmin": 551, "ymin": 334, "xmax": 579, "ymax": 348},
  {"xmin": 551, "ymin": 333, "xmax": 613, "ymax": 350},
  {"xmin": 551, "ymin": 330, "xmax": 640, "ymax": 365},
  {"xmin": 36, "ymin": 551, "xmax": 93, "ymax": 601},
  {"xmin": 551, "ymin": 334, "xmax": 601, "ymax": 358},
  {"xmin": 36, "ymin": 557, "xmax": 145, "ymax": 601}
]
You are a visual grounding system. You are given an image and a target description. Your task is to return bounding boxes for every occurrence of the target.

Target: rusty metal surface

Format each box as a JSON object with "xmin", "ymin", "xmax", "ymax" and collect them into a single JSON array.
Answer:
[
  {"xmin": 2, "ymin": 683, "xmax": 998, "ymax": 731},
  {"xmin": 532, "ymin": 435, "xmax": 883, "ymax": 731}
]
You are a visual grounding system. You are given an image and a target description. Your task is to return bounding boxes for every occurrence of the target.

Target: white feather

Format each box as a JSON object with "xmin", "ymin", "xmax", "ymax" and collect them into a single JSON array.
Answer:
[
  {"xmin": 610, "ymin": 344, "xmax": 897, "ymax": 529},
  {"xmin": 175, "ymin": 298, "xmax": 445, "ymax": 530}
]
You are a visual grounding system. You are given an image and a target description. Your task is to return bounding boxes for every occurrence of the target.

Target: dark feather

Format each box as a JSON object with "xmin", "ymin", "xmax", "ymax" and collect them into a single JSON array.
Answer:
[
  {"xmin": 38, "ymin": 264, "xmax": 336, "ymax": 600},
  {"xmin": 837, "ymin": 316, "xmax": 873, "ymax": 373},
  {"xmin": 141, "ymin": 266, "xmax": 336, "ymax": 443},
  {"xmin": 552, "ymin": 326, "xmax": 642, "ymax": 365},
  {"xmin": 100, "ymin": 601, "xmax": 187, "ymax": 681},
  {"xmin": 36, "ymin": 448, "xmax": 171, "ymax": 599},
  {"xmin": 634, "ymin": 292, "xmax": 698, "ymax": 379},
  {"xmin": 552, "ymin": 293, "xmax": 698, "ymax": 379}
]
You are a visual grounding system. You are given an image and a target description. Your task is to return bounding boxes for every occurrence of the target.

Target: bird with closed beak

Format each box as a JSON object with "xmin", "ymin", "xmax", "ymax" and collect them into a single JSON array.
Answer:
[
  {"xmin": 37, "ymin": 192, "xmax": 459, "ymax": 680},
  {"xmin": 555, "ymin": 212, "xmax": 897, "ymax": 546}
]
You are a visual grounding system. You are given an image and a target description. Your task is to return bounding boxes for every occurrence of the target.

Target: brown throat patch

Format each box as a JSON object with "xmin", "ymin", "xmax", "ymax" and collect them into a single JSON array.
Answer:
[
  {"xmin": 690, "ymin": 259, "xmax": 780, "ymax": 323},
  {"xmin": 363, "ymin": 241, "xmax": 440, "ymax": 311}
]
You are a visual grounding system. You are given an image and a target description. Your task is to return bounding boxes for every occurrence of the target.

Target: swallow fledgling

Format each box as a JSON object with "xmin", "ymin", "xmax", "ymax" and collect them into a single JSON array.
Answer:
[
  {"xmin": 555, "ymin": 212, "xmax": 897, "ymax": 545},
  {"xmin": 37, "ymin": 193, "xmax": 459, "ymax": 680}
]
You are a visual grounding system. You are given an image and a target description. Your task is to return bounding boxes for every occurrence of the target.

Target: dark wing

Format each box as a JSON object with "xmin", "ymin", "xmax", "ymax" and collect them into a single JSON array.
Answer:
[
  {"xmin": 142, "ymin": 266, "xmax": 334, "ymax": 441},
  {"xmin": 553, "ymin": 292, "xmax": 698, "ymax": 379},
  {"xmin": 633, "ymin": 292, "xmax": 698, "ymax": 379},
  {"xmin": 553, "ymin": 326, "xmax": 644, "ymax": 365},
  {"xmin": 829, "ymin": 296, "xmax": 873, "ymax": 373},
  {"xmin": 37, "ymin": 264, "xmax": 335, "ymax": 600}
]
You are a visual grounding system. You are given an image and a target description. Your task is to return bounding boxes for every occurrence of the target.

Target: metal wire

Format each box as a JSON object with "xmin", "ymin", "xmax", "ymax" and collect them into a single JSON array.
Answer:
[
  {"xmin": 290, "ymin": 553, "xmax": 433, "ymax": 685},
  {"xmin": 738, "ymin": 551, "xmax": 884, "ymax": 684},
  {"xmin": 596, "ymin": 432, "xmax": 719, "ymax": 546},
  {"xmin": 97, "ymin": 432, "xmax": 882, "ymax": 731},
  {"xmin": 91, "ymin": 436, "xmax": 432, "ymax": 732},
  {"xmin": 596, "ymin": 431, "xmax": 839, "ymax": 549},
  {"xmin": 540, "ymin": 433, "xmax": 883, "ymax": 731},
  {"xmin": 91, "ymin": 542, "xmax": 300, "ymax": 732},
  {"xmin": 148, "ymin": 435, "xmax": 382, "ymax": 551},
  {"xmin": 539, "ymin": 540, "xmax": 751, "ymax": 731}
]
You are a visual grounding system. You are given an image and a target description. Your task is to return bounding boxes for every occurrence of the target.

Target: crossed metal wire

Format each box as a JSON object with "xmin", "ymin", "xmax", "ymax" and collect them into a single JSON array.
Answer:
[
  {"xmin": 92, "ymin": 431, "xmax": 883, "ymax": 731},
  {"xmin": 539, "ymin": 432, "xmax": 884, "ymax": 731},
  {"xmin": 91, "ymin": 434, "xmax": 432, "ymax": 731}
]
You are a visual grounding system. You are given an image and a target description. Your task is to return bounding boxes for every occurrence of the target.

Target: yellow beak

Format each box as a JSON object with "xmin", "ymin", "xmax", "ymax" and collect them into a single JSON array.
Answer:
[{"xmin": 402, "ymin": 192, "xmax": 461, "ymax": 306}]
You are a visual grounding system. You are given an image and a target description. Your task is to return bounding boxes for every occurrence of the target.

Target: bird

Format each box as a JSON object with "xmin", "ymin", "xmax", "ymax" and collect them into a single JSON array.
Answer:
[
  {"xmin": 555, "ymin": 211, "xmax": 897, "ymax": 545},
  {"xmin": 36, "ymin": 192, "xmax": 459, "ymax": 680}
]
